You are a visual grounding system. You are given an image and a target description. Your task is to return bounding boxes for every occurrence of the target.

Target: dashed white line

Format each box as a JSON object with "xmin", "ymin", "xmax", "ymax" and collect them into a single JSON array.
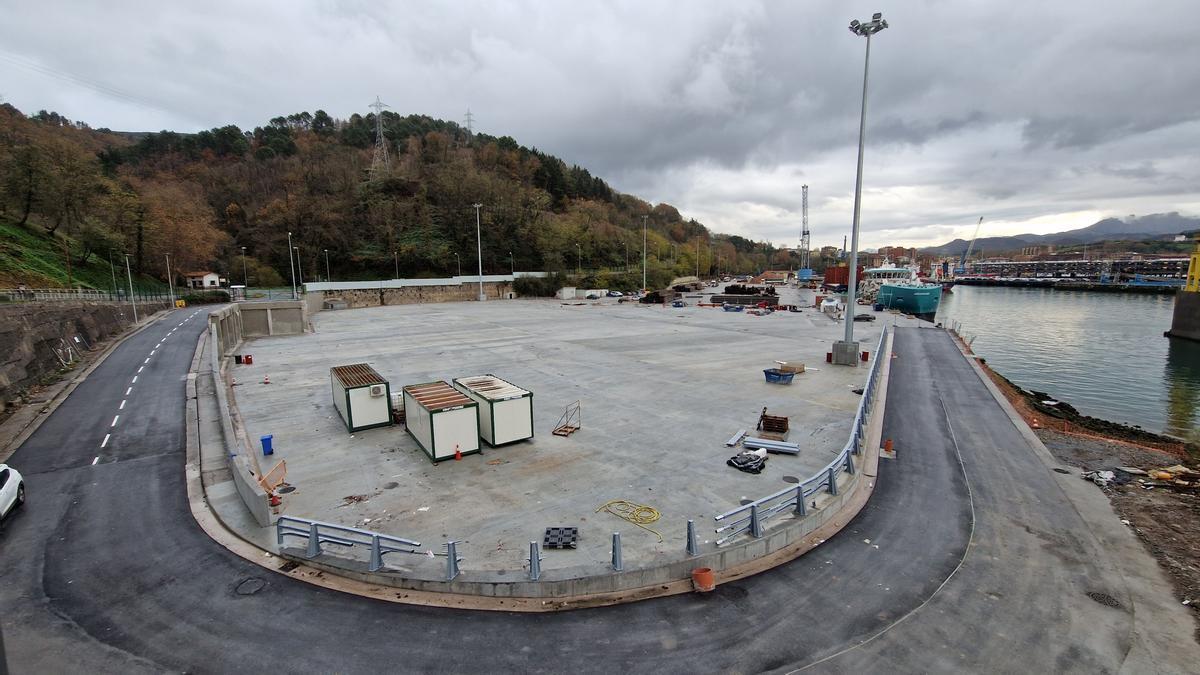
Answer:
[
  {"xmin": 92, "ymin": 456, "xmax": 100, "ymax": 465},
  {"xmin": 144, "ymin": 357, "xmax": 150, "ymax": 364},
  {"xmin": 150, "ymin": 350, "xmax": 156, "ymax": 356},
  {"xmin": 126, "ymin": 387, "xmax": 132, "ymax": 396},
  {"xmin": 137, "ymin": 367, "xmax": 144, "ymax": 374},
  {"xmin": 100, "ymin": 434, "xmax": 109, "ymax": 448},
  {"xmin": 119, "ymin": 399, "xmax": 126, "ymax": 410},
  {"xmin": 131, "ymin": 376, "xmax": 138, "ymax": 384},
  {"xmin": 111, "ymin": 415, "xmax": 120, "ymax": 427}
]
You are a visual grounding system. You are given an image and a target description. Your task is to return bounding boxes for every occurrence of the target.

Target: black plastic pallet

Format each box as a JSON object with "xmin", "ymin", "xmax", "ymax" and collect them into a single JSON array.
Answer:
[{"xmin": 543, "ymin": 527, "xmax": 579, "ymax": 549}]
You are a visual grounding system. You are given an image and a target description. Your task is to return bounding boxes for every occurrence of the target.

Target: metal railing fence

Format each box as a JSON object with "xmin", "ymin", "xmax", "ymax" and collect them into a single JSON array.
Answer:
[
  {"xmin": 713, "ymin": 326, "xmax": 889, "ymax": 545},
  {"xmin": 0, "ymin": 288, "xmax": 173, "ymax": 303},
  {"xmin": 276, "ymin": 515, "xmax": 467, "ymax": 580}
]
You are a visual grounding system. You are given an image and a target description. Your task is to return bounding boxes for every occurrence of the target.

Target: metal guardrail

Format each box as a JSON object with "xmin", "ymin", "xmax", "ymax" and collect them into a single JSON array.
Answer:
[
  {"xmin": 0, "ymin": 288, "xmax": 173, "ymax": 303},
  {"xmin": 276, "ymin": 515, "xmax": 467, "ymax": 580},
  {"xmin": 713, "ymin": 326, "xmax": 889, "ymax": 545}
]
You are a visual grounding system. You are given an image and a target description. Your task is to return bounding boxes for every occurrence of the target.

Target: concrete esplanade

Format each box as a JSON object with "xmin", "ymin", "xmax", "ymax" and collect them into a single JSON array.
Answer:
[{"xmin": 198, "ymin": 281, "xmax": 898, "ymax": 608}]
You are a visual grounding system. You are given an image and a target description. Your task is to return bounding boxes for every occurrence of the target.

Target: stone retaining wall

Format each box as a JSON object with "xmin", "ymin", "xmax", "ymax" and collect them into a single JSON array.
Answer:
[
  {"xmin": 311, "ymin": 281, "xmax": 514, "ymax": 310},
  {"xmin": 0, "ymin": 301, "xmax": 168, "ymax": 406}
]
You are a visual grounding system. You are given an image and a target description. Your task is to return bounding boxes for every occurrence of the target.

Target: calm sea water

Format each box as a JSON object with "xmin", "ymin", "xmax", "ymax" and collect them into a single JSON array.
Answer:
[{"xmin": 935, "ymin": 285, "xmax": 1200, "ymax": 442}]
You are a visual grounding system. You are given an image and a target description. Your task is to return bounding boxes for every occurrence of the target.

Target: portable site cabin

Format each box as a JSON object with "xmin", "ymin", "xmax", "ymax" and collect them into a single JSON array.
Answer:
[
  {"xmin": 403, "ymin": 382, "xmax": 481, "ymax": 462},
  {"xmin": 330, "ymin": 364, "xmax": 393, "ymax": 433},
  {"xmin": 452, "ymin": 375, "xmax": 534, "ymax": 446}
]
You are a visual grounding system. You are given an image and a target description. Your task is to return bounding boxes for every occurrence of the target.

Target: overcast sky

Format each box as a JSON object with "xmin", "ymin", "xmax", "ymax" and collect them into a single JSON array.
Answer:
[{"xmin": 3, "ymin": 1, "xmax": 1199, "ymax": 249}]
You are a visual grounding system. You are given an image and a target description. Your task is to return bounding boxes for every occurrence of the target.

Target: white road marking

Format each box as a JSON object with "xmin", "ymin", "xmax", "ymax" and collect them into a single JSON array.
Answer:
[
  {"xmin": 137, "ymin": 366, "xmax": 144, "ymax": 373},
  {"xmin": 144, "ymin": 357, "xmax": 150, "ymax": 364},
  {"xmin": 92, "ymin": 456, "xmax": 100, "ymax": 465},
  {"xmin": 125, "ymin": 387, "xmax": 132, "ymax": 396},
  {"xmin": 131, "ymin": 376, "xmax": 138, "ymax": 383},
  {"xmin": 100, "ymin": 434, "xmax": 109, "ymax": 449},
  {"xmin": 111, "ymin": 415, "xmax": 120, "ymax": 427},
  {"xmin": 119, "ymin": 399, "xmax": 126, "ymax": 410},
  {"xmin": 150, "ymin": 350, "xmax": 156, "ymax": 356}
]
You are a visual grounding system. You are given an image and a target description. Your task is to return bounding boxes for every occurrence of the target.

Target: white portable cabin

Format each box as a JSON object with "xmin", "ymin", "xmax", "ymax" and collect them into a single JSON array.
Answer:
[
  {"xmin": 330, "ymin": 364, "xmax": 393, "ymax": 433},
  {"xmin": 403, "ymin": 381, "xmax": 480, "ymax": 462},
  {"xmin": 452, "ymin": 375, "xmax": 534, "ymax": 446}
]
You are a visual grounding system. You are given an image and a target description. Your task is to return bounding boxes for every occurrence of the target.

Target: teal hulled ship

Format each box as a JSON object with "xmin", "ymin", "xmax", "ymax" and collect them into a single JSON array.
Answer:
[{"xmin": 858, "ymin": 263, "xmax": 942, "ymax": 321}]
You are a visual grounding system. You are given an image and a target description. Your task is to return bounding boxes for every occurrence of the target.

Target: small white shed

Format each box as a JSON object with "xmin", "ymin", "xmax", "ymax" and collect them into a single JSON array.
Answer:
[
  {"xmin": 452, "ymin": 375, "xmax": 534, "ymax": 446},
  {"xmin": 330, "ymin": 364, "xmax": 393, "ymax": 433},
  {"xmin": 403, "ymin": 381, "xmax": 480, "ymax": 462}
]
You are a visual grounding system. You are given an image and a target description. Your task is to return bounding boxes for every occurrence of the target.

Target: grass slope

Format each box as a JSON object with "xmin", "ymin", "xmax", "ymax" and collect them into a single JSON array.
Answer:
[{"xmin": 0, "ymin": 219, "xmax": 164, "ymax": 291}]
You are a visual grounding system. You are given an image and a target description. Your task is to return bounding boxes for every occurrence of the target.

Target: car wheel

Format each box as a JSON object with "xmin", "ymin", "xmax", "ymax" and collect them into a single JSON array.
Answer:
[{"xmin": 16, "ymin": 483, "xmax": 24, "ymax": 507}]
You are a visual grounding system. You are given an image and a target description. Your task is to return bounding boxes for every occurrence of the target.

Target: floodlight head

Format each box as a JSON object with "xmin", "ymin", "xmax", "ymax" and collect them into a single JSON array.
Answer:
[
  {"xmin": 881, "ymin": 19, "xmax": 889, "ymax": 29},
  {"xmin": 872, "ymin": 12, "xmax": 882, "ymax": 20},
  {"xmin": 850, "ymin": 19, "xmax": 860, "ymax": 28}
]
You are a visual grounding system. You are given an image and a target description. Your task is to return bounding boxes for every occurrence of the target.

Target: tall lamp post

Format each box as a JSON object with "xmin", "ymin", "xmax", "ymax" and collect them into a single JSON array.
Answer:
[
  {"xmin": 393, "ymin": 250, "xmax": 399, "ymax": 279},
  {"xmin": 835, "ymin": 11, "xmax": 888, "ymax": 367},
  {"xmin": 641, "ymin": 215, "xmax": 648, "ymax": 291},
  {"xmin": 509, "ymin": 251, "xmax": 514, "ymax": 276},
  {"xmin": 473, "ymin": 203, "xmax": 485, "ymax": 301},
  {"xmin": 123, "ymin": 253, "xmax": 138, "ymax": 322},
  {"xmin": 454, "ymin": 252, "xmax": 461, "ymax": 277},
  {"xmin": 324, "ymin": 248, "xmax": 331, "ymax": 282},
  {"xmin": 294, "ymin": 246, "xmax": 304, "ymax": 287},
  {"xmin": 287, "ymin": 231, "xmax": 297, "ymax": 299},
  {"xmin": 623, "ymin": 241, "xmax": 628, "ymax": 272},
  {"xmin": 576, "ymin": 243, "xmax": 581, "ymax": 275},
  {"xmin": 164, "ymin": 253, "xmax": 174, "ymax": 307},
  {"xmin": 240, "ymin": 246, "xmax": 248, "ymax": 286}
]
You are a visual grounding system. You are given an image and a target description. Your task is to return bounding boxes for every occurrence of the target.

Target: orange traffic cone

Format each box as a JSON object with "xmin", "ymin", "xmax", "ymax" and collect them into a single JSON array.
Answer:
[
  {"xmin": 263, "ymin": 374, "xmax": 270, "ymax": 385},
  {"xmin": 454, "ymin": 444, "xmax": 462, "ymax": 461},
  {"xmin": 884, "ymin": 438, "xmax": 893, "ymax": 453}
]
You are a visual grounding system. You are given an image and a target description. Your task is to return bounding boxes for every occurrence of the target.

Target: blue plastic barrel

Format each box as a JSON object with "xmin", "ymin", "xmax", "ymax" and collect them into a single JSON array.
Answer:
[{"xmin": 261, "ymin": 434, "xmax": 274, "ymax": 455}]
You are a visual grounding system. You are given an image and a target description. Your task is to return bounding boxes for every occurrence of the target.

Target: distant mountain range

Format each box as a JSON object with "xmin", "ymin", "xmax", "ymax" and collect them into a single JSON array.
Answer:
[{"xmin": 919, "ymin": 212, "xmax": 1200, "ymax": 256}]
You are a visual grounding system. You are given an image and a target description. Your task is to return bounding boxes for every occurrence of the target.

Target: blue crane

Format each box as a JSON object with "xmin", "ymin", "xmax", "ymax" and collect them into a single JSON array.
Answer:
[{"xmin": 955, "ymin": 217, "xmax": 984, "ymax": 275}]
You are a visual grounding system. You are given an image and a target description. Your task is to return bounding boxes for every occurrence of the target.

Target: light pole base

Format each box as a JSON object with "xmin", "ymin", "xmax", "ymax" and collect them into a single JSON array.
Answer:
[
  {"xmin": 477, "ymin": 293, "xmax": 487, "ymax": 302},
  {"xmin": 832, "ymin": 340, "xmax": 861, "ymax": 366}
]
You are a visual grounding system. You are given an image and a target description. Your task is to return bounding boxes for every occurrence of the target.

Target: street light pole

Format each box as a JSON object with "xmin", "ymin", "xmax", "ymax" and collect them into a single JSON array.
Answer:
[
  {"xmin": 324, "ymin": 249, "xmax": 331, "ymax": 282},
  {"xmin": 164, "ymin": 253, "xmax": 174, "ymax": 306},
  {"xmin": 473, "ymin": 203, "xmax": 485, "ymax": 301},
  {"xmin": 240, "ymin": 246, "xmax": 248, "ymax": 286},
  {"xmin": 624, "ymin": 241, "xmax": 628, "ymax": 272},
  {"xmin": 123, "ymin": 254, "xmax": 138, "ymax": 323},
  {"xmin": 836, "ymin": 12, "xmax": 888, "ymax": 367},
  {"xmin": 394, "ymin": 250, "xmax": 399, "ymax": 279},
  {"xmin": 576, "ymin": 243, "xmax": 581, "ymax": 275},
  {"xmin": 454, "ymin": 252, "xmax": 461, "ymax": 277},
  {"xmin": 294, "ymin": 246, "xmax": 304, "ymax": 288},
  {"xmin": 287, "ymin": 231, "xmax": 297, "ymax": 300},
  {"xmin": 509, "ymin": 251, "xmax": 514, "ymax": 276},
  {"xmin": 642, "ymin": 215, "xmax": 648, "ymax": 291}
]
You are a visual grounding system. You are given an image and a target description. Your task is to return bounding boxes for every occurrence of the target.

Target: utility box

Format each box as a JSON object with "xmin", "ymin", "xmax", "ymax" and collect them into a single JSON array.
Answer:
[
  {"xmin": 403, "ymin": 381, "xmax": 481, "ymax": 462},
  {"xmin": 330, "ymin": 364, "xmax": 393, "ymax": 433},
  {"xmin": 452, "ymin": 375, "xmax": 534, "ymax": 446}
]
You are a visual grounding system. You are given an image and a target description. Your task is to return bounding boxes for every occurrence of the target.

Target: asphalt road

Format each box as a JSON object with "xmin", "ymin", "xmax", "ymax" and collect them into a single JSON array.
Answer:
[{"xmin": 0, "ymin": 323, "xmax": 1160, "ymax": 672}]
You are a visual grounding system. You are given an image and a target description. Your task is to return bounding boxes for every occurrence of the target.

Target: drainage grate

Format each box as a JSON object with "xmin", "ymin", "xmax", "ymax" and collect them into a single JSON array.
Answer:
[
  {"xmin": 1087, "ymin": 591, "xmax": 1122, "ymax": 609},
  {"xmin": 278, "ymin": 561, "xmax": 300, "ymax": 573},
  {"xmin": 235, "ymin": 577, "xmax": 266, "ymax": 595},
  {"xmin": 1052, "ymin": 468, "xmax": 1071, "ymax": 475},
  {"xmin": 543, "ymin": 527, "xmax": 578, "ymax": 549},
  {"xmin": 277, "ymin": 485, "xmax": 296, "ymax": 494},
  {"xmin": 782, "ymin": 475, "xmax": 800, "ymax": 484}
]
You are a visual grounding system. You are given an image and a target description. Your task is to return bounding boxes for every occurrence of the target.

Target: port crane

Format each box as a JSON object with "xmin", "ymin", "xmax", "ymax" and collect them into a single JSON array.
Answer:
[{"xmin": 955, "ymin": 217, "xmax": 984, "ymax": 275}]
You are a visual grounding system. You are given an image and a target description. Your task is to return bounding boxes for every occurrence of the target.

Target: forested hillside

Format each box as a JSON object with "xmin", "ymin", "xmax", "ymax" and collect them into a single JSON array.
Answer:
[{"xmin": 0, "ymin": 103, "xmax": 795, "ymax": 291}]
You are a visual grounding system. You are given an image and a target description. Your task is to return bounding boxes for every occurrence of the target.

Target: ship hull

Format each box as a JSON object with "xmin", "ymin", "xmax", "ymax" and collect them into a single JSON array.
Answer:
[{"xmin": 878, "ymin": 283, "xmax": 941, "ymax": 321}]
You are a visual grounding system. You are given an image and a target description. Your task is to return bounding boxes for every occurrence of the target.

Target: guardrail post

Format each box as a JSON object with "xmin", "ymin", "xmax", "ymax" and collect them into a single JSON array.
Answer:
[
  {"xmin": 686, "ymin": 520, "xmax": 699, "ymax": 556},
  {"xmin": 827, "ymin": 467, "xmax": 839, "ymax": 495},
  {"xmin": 611, "ymin": 532, "xmax": 623, "ymax": 571},
  {"xmin": 446, "ymin": 541, "xmax": 461, "ymax": 581},
  {"xmin": 275, "ymin": 520, "xmax": 284, "ymax": 547},
  {"xmin": 369, "ymin": 535, "xmax": 383, "ymax": 572},
  {"xmin": 528, "ymin": 541, "xmax": 542, "ymax": 581},
  {"xmin": 750, "ymin": 504, "xmax": 763, "ymax": 538},
  {"xmin": 845, "ymin": 451, "xmax": 856, "ymax": 476},
  {"xmin": 306, "ymin": 521, "xmax": 321, "ymax": 558},
  {"xmin": 793, "ymin": 485, "xmax": 807, "ymax": 516}
]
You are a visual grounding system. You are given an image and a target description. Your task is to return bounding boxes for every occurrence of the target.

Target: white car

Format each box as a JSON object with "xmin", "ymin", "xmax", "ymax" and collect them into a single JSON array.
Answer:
[{"xmin": 0, "ymin": 464, "xmax": 25, "ymax": 521}]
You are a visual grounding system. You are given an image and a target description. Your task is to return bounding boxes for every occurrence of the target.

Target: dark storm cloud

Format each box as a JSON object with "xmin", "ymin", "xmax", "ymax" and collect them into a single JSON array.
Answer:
[{"xmin": 1, "ymin": 1, "xmax": 1199, "ymax": 246}]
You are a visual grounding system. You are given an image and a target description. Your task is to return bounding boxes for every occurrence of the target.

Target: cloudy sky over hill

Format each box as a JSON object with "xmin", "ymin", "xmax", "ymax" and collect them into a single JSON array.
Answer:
[{"xmin": 3, "ymin": 1, "xmax": 1198, "ymax": 249}]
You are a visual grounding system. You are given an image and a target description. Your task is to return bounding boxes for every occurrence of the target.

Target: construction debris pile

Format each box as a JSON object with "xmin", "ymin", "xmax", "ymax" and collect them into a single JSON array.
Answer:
[{"xmin": 1083, "ymin": 463, "xmax": 1199, "ymax": 492}]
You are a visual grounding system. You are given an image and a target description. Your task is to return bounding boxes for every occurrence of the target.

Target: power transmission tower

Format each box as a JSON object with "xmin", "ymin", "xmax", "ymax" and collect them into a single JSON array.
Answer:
[
  {"xmin": 464, "ymin": 108, "xmax": 475, "ymax": 138},
  {"xmin": 369, "ymin": 95, "xmax": 390, "ymax": 174},
  {"xmin": 799, "ymin": 184, "xmax": 811, "ymax": 270}
]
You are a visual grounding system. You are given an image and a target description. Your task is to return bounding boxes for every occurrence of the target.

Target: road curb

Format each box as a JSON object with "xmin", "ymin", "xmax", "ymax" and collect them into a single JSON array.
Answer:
[{"xmin": 0, "ymin": 307, "xmax": 172, "ymax": 464}]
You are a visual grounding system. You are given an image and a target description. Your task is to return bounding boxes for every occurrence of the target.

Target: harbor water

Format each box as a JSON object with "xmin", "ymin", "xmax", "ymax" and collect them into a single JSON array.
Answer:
[{"xmin": 935, "ymin": 285, "xmax": 1200, "ymax": 443}]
